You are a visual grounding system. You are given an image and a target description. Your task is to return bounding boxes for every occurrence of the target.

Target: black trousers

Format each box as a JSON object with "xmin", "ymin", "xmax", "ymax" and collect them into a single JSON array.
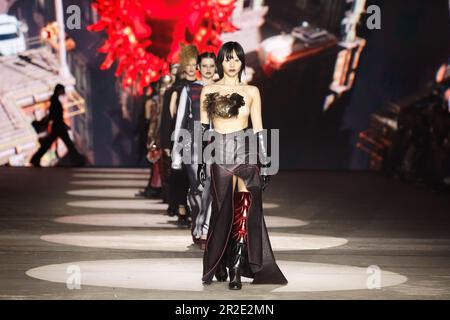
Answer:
[
  {"xmin": 31, "ymin": 122, "xmax": 80, "ymax": 163},
  {"xmin": 169, "ymin": 166, "xmax": 189, "ymax": 212}
]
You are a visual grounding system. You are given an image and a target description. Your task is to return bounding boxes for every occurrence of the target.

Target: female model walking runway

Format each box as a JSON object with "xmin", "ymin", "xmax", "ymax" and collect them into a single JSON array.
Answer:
[
  {"xmin": 198, "ymin": 41, "xmax": 287, "ymax": 290},
  {"xmin": 172, "ymin": 51, "xmax": 216, "ymax": 245}
]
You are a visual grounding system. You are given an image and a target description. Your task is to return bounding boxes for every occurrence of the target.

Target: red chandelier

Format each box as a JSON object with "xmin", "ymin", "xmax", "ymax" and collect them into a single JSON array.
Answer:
[{"xmin": 87, "ymin": 0, "xmax": 237, "ymax": 95}]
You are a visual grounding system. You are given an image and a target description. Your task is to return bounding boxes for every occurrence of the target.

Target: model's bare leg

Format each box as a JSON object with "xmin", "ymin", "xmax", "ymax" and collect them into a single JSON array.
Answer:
[{"xmin": 236, "ymin": 177, "xmax": 248, "ymax": 192}]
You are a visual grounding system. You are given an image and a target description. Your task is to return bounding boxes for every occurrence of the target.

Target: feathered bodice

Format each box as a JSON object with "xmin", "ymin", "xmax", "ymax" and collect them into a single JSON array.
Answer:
[{"xmin": 204, "ymin": 92, "xmax": 245, "ymax": 120}]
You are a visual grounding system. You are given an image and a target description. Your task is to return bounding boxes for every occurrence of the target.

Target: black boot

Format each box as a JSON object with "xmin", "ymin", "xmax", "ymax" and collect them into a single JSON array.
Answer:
[
  {"xmin": 177, "ymin": 206, "xmax": 191, "ymax": 228},
  {"xmin": 228, "ymin": 191, "xmax": 251, "ymax": 290},
  {"xmin": 228, "ymin": 243, "xmax": 245, "ymax": 290},
  {"xmin": 167, "ymin": 205, "xmax": 177, "ymax": 217},
  {"xmin": 30, "ymin": 154, "xmax": 41, "ymax": 167},
  {"xmin": 136, "ymin": 187, "xmax": 162, "ymax": 199},
  {"xmin": 228, "ymin": 268, "xmax": 242, "ymax": 289}
]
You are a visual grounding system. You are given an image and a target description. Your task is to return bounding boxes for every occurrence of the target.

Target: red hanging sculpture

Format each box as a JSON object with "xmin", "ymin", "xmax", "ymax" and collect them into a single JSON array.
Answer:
[{"xmin": 87, "ymin": 0, "xmax": 237, "ymax": 95}]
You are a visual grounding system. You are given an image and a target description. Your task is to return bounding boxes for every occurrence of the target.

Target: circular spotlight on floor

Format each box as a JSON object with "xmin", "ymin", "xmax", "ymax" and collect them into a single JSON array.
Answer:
[
  {"xmin": 67, "ymin": 199, "xmax": 167, "ymax": 210},
  {"xmin": 55, "ymin": 214, "xmax": 179, "ymax": 228},
  {"xmin": 269, "ymin": 233, "xmax": 347, "ymax": 250},
  {"xmin": 264, "ymin": 216, "xmax": 308, "ymax": 227},
  {"xmin": 70, "ymin": 180, "xmax": 148, "ymax": 187},
  {"xmin": 272, "ymin": 260, "xmax": 408, "ymax": 292},
  {"xmin": 72, "ymin": 168, "xmax": 149, "ymax": 173},
  {"xmin": 66, "ymin": 189, "xmax": 142, "ymax": 198},
  {"xmin": 54, "ymin": 214, "xmax": 307, "ymax": 229},
  {"xmin": 26, "ymin": 258, "xmax": 407, "ymax": 292},
  {"xmin": 262, "ymin": 203, "xmax": 279, "ymax": 209},
  {"xmin": 72, "ymin": 173, "xmax": 150, "ymax": 179},
  {"xmin": 66, "ymin": 189, "xmax": 278, "ymax": 209},
  {"xmin": 41, "ymin": 230, "xmax": 194, "ymax": 252},
  {"xmin": 40, "ymin": 231, "xmax": 347, "ymax": 252}
]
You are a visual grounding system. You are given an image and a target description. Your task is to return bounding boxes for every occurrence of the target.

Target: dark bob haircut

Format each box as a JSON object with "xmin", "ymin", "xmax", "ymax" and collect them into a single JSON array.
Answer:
[
  {"xmin": 197, "ymin": 51, "xmax": 217, "ymax": 65},
  {"xmin": 53, "ymin": 83, "xmax": 65, "ymax": 97},
  {"xmin": 216, "ymin": 41, "xmax": 246, "ymax": 81}
]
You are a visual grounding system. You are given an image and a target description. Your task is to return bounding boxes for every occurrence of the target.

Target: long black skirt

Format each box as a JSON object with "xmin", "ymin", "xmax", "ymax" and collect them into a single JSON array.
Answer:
[{"xmin": 201, "ymin": 129, "xmax": 287, "ymax": 285}]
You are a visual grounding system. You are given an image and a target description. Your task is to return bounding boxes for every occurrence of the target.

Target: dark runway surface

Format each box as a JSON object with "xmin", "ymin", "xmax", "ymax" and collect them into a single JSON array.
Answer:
[{"xmin": 1, "ymin": 167, "xmax": 450, "ymax": 299}]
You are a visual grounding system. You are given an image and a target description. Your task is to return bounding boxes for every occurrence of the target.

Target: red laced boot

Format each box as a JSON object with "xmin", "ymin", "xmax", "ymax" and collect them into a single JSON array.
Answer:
[{"xmin": 228, "ymin": 191, "xmax": 251, "ymax": 290}]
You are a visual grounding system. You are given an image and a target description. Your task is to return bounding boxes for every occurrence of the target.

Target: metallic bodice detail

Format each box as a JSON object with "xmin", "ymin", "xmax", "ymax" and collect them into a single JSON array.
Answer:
[{"xmin": 204, "ymin": 92, "xmax": 245, "ymax": 119}]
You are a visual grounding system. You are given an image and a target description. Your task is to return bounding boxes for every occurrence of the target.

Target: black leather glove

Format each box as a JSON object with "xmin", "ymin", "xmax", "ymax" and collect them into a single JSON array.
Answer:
[
  {"xmin": 198, "ymin": 163, "xmax": 206, "ymax": 187},
  {"xmin": 261, "ymin": 170, "xmax": 271, "ymax": 191},
  {"xmin": 197, "ymin": 122, "xmax": 210, "ymax": 187},
  {"xmin": 257, "ymin": 130, "xmax": 271, "ymax": 191}
]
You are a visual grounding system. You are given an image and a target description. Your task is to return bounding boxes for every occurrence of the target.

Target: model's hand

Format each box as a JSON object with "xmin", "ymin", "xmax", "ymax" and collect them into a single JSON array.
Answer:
[
  {"xmin": 260, "ymin": 161, "xmax": 271, "ymax": 191},
  {"xmin": 256, "ymin": 131, "xmax": 271, "ymax": 191},
  {"xmin": 171, "ymin": 161, "xmax": 182, "ymax": 170},
  {"xmin": 197, "ymin": 163, "xmax": 207, "ymax": 187},
  {"xmin": 261, "ymin": 174, "xmax": 271, "ymax": 191},
  {"xmin": 197, "ymin": 122, "xmax": 210, "ymax": 188},
  {"xmin": 163, "ymin": 148, "xmax": 171, "ymax": 157}
]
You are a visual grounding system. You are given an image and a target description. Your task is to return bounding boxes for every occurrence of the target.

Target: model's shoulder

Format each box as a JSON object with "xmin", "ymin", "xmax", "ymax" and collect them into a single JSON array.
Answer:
[
  {"xmin": 244, "ymin": 84, "xmax": 260, "ymax": 96},
  {"xmin": 201, "ymin": 84, "xmax": 219, "ymax": 94}
]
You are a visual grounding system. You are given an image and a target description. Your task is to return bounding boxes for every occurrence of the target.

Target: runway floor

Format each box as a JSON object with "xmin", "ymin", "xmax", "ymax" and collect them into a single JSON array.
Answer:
[{"xmin": 1, "ymin": 167, "xmax": 450, "ymax": 299}]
